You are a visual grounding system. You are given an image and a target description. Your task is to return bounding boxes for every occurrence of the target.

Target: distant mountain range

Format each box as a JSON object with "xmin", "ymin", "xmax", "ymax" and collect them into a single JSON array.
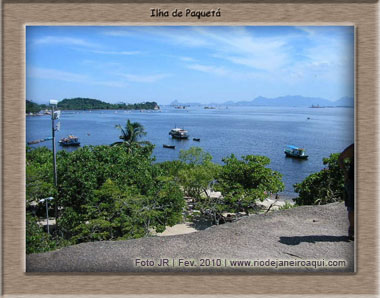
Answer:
[{"xmin": 170, "ymin": 95, "xmax": 354, "ymax": 107}]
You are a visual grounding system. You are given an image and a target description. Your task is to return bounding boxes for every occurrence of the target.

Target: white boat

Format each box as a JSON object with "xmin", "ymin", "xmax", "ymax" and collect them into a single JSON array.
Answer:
[
  {"xmin": 59, "ymin": 135, "xmax": 80, "ymax": 146},
  {"xmin": 169, "ymin": 128, "xmax": 189, "ymax": 139}
]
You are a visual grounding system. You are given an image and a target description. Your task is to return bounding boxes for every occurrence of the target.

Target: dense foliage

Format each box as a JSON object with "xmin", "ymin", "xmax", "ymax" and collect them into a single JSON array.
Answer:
[
  {"xmin": 26, "ymin": 143, "xmax": 185, "ymax": 253},
  {"xmin": 26, "ymin": 146, "xmax": 70, "ymax": 253},
  {"xmin": 57, "ymin": 98, "xmax": 159, "ymax": 110},
  {"xmin": 26, "ymin": 98, "xmax": 159, "ymax": 113},
  {"xmin": 294, "ymin": 153, "xmax": 345, "ymax": 205},
  {"xmin": 177, "ymin": 148, "xmax": 222, "ymax": 223},
  {"xmin": 56, "ymin": 144, "xmax": 184, "ymax": 242},
  {"xmin": 216, "ymin": 154, "xmax": 284, "ymax": 215},
  {"xmin": 27, "ymin": 140, "xmax": 343, "ymax": 254},
  {"xmin": 26, "ymin": 213, "xmax": 70, "ymax": 254},
  {"xmin": 159, "ymin": 148, "xmax": 284, "ymax": 224},
  {"xmin": 26, "ymin": 147, "xmax": 55, "ymax": 209},
  {"xmin": 26, "ymin": 100, "xmax": 47, "ymax": 114}
]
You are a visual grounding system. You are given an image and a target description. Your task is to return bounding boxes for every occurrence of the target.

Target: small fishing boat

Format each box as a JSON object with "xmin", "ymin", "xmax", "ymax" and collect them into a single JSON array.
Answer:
[
  {"xmin": 163, "ymin": 144, "xmax": 175, "ymax": 149},
  {"xmin": 59, "ymin": 135, "xmax": 80, "ymax": 146},
  {"xmin": 27, "ymin": 139, "xmax": 43, "ymax": 145},
  {"xmin": 284, "ymin": 145, "xmax": 308, "ymax": 159},
  {"xmin": 169, "ymin": 127, "xmax": 189, "ymax": 139},
  {"xmin": 193, "ymin": 138, "xmax": 200, "ymax": 142},
  {"xmin": 27, "ymin": 137, "xmax": 53, "ymax": 145}
]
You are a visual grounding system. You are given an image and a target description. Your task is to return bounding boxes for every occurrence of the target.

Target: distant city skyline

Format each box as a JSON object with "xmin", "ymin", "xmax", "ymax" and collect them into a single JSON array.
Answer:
[{"xmin": 26, "ymin": 26, "xmax": 354, "ymax": 105}]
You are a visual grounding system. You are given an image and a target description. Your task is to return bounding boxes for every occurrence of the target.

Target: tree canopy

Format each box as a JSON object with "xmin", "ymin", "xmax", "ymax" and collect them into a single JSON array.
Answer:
[
  {"xmin": 294, "ymin": 153, "xmax": 345, "ymax": 205},
  {"xmin": 27, "ymin": 142, "xmax": 344, "ymax": 255},
  {"xmin": 26, "ymin": 143, "xmax": 185, "ymax": 252},
  {"xmin": 26, "ymin": 98, "xmax": 159, "ymax": 113},
  {"xmin": 57, "ymin": 98, "xmax": 159, "ymax": 110},
  {"xmin": 215, "ymin": 154, "xmax": 284, "ymax": 215},
  {"xmin": 26, "ymin": 100, "xmax": 48, "ymax": 114}
]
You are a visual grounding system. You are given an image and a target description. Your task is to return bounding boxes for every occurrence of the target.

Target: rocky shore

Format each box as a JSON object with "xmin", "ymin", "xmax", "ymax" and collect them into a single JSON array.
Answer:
[{"xmin": 27, "ymin": 202, "xmax": 354, "ymax": 273}]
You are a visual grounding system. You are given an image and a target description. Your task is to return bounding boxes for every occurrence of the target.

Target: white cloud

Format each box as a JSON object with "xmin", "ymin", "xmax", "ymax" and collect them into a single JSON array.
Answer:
[
  {"xmin": 179, "ymin": 56, "xmax": 196, "ymax": 62},
  {"xmin": 103, "ymin": 27, "xmax": 210, "ymax": 47},
  {"xmin": 28, "ymin": 67, "xmax": 88, "ymax": 82},
  {"xmin": 95, "ymin": 81, "xmax": 126, "ymax": 87},
  {"xmin": 199, "ymin": 28, "xmax": 290, "ymax": 71},
  {"xmin": 186, "ymin": 64, "xmax": 228, "ymax": 76},
  {"xmin": 102, "ymin": 27, "xmax": 292, "ymax": 72},
  {"xmin": 34, "ymin": 36, "xmax": 99, "ymax": 48},
  {"xmin": 90, "ymin": 50, "xmax": 141, "ymax": 55},
  {"xmin": 121, "ymin": 73, "xmax": 170, "ymax": 83},
  {"xmin": 34, "ymin": 36, "xmax": 141, "ymax": 56},
  {"xmin": 27, "ymin": 67, "xmax": 126, "ymax": 87}
]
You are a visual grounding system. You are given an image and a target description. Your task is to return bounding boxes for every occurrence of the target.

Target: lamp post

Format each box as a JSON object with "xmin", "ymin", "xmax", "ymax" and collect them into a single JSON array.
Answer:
[
  {"xmin": 49, "ymin": 99, "xmax": 60, "ymax": 220},
  {"xmin": 39, "ymin": 197, "xmax": 54, "ymax": 234}
]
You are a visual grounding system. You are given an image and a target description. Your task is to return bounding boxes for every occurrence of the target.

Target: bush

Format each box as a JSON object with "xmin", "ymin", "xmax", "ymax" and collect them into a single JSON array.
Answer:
[
  {"xmin": 215, "ymin": 154, "xmax": 284, "ymax": 215},
  {"xmin": 26, "ymin": 212, "xmax": 70, "ymax": 254},
  {"xmin": 294, "ymin": 153, "xmax": 345, "ymax": 205},
  {"xmin": 26, "ymin": 144, "xmax": 185, "ymax": 249}
]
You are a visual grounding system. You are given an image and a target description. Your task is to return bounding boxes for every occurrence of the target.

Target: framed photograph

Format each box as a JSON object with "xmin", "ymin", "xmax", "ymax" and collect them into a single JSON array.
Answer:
[{"xmin": 2, "ymin": 0, "xmax": 378, "ymax": 296}]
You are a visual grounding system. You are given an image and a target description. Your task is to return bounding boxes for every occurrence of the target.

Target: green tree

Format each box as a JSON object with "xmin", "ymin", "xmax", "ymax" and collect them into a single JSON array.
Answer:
[
  {"xmin": 294, "ymin": 153, "xmax": 345, "ymax": 205},
  {"xmin": 113, "ymin": 119, "xmax": 149, "ymax": 149},
  {"xmin": 177, "ymin": 147, "xmax": 223, "ymax": 224},
  {"xmin": 26, "ymin": 143, "xmax": 185, "ymax": 251},
  {"xmin": 26, "ymin": 100, "xmax": 43, "ymax": 114},
  {"xmin": 26, "ymin": 212, "xmax": 71, "ymax": 254},
  {"xmin": 26, "ymin": 212, "xmax": 56, "ymax": 254},
  {"xmin": 26, "ymin": 147, "xmax": 54, "ymax": 202},
  {"xmin": 57, "ymin": 98, "xmax": 158, "ymax": 110},
  {"xmin": 155, "ymin": 160, "xmax": 186, "ymax": 182},
  {"xmin": 55, "ymin": 144, "xmax": 184, "ymax": 242},
  {"xmin": 216, "ymin": 154, "xmax": 284, "ymax": 215},
  {"xmin": 177, "ymin": 148, "xmax": 219, "ymax": 199},
  {"xmin": 179, "ymin": 146, "xmax": 212, "ymax": 165},
  {"xmin": 71, "ymin": 176, "xmax": 184, "ymax": 243}
]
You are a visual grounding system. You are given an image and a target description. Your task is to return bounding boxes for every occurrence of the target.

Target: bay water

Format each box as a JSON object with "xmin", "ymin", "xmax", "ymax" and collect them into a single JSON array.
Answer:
[{"xmin": 26, "ymin": 106, "xmax": 354, "ymax": 197}]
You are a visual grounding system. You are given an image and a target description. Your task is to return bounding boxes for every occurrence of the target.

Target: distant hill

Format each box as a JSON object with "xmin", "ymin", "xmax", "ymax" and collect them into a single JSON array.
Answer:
[
  {"xmin": 170, "ymin": 95, "xmax": 354, "ymax": 108},
  {"xmin": 26, "ymin": 98, "xmax": 160, "ymax": 113},
  {"xmin": 232, "ymin": 95, "xmax": 332, "ymax": 107},
  {"xmin": 26, "ymin": 100, "xmax": 48, "ymax": 114},
  {"xmin": 225, "ymin": 95, "xmax": 354, "ymax": 107},
  {"xmin": 334, "ymin": 96, "xmax": 354, "ymax": 107},
  {"xmin": 58, "ymin": 98, "xmax": 159, "ymax": 110},
  {"xmin": 170, "ymin": 100, "xmax": 201, "ymax": 106}
]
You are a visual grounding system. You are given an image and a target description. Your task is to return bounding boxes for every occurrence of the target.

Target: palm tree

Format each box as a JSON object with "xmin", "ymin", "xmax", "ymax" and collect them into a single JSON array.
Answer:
[{"xmin": 113, "ymin": 120, "xmax": 148, "ymax": 148}]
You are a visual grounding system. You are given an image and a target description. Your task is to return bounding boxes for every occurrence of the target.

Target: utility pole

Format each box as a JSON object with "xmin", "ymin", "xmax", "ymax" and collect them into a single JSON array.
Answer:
[
  {"xmin": 49, "ymin": 100, "xmax": 60, "ymax": 221},
  {"xmin": 51, "ymin": 103, "xmax": 57, "ymax": 187}
]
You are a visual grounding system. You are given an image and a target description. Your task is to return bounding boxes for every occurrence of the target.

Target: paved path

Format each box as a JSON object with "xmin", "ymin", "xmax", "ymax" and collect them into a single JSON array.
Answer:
[{"xmin": 27, "ymin": 202, "xmax": 354, "ymax": 273}]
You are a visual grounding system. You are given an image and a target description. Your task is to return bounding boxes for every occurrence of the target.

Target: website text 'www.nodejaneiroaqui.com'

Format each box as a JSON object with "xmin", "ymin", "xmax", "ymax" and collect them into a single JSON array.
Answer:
[{"xmin": 134, "ymin": 258, "xmax": 347, "ymax": 269}]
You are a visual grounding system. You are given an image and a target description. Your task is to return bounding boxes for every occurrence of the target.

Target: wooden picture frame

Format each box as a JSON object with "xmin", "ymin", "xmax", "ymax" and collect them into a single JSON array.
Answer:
[{"xmin": 2, "ymin": 0, "xmax": 378, "ymax": 296}]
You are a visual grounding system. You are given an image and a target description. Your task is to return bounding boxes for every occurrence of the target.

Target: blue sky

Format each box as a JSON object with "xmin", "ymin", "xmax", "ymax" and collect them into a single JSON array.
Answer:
[{"xmin": 26, "ymin": 26, "xmax": 354, "ymax": 105}]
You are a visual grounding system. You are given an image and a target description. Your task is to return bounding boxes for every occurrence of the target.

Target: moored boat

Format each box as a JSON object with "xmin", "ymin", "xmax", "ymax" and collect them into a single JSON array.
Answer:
[
  {"xmin": 193, "ymin": 138, "xmax": 200, "ymax": 142},
  {"xmin": 59, "ymin": 135, "xmax": 80, "ymax": 146},
  {"xmin": 284, "ymin": 145, "xmax": 308, "ymax": 159},
  {"xmin": 169, "ymin": 127, "xmax": 189, "ymax": 139},
  {"xmin": 163, "ymin": 144, "xmax": 175, "ymax": 149},
  {"xmin": 27, "ymin": 137, "xmax": 53, "ymax": 145}
]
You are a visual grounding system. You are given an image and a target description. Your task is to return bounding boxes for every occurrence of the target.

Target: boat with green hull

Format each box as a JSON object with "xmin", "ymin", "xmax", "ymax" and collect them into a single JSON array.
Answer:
[{"xmin": 284, "ymin": 145, "xmax": 308, "ymax": 159}]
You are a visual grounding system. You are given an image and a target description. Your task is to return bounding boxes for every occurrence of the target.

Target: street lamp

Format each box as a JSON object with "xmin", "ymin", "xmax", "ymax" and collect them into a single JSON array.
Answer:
[
  {"xmin": 39, "ymin": 197, "xmax": 54, "ymax": 234},
  {"xmin": 49, "ymin": 99, "xmax": 60, "ymax": 220}
]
